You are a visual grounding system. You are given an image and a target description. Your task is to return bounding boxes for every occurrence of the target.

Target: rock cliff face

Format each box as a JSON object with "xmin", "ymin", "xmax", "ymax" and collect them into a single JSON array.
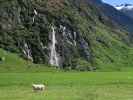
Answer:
[{"xmin": 0, "ymin": 0, "xmax": 132, "ymax": 70}]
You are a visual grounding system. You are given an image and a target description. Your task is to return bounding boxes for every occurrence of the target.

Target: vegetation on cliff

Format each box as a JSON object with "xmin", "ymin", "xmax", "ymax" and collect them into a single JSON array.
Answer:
[{"xmin": 0, "ymin": 0, "xmax": 133, "ymax": 71}]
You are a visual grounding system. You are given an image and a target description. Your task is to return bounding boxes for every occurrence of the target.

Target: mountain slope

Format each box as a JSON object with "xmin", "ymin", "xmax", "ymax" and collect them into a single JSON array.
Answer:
[
  {"xmin": 0, "ymin": 0, "xmax": 133, "ymax": 71},
  {"xmin": 115, "ymin": 4, "xmax": 133, "ymax": 19},
  {"xmin": 89, "ymin": 0, "xmax": 133, "ymax": 33}
]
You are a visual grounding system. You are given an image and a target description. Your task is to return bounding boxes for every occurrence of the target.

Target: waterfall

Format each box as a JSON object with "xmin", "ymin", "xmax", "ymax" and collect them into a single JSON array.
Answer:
[
  {"xmin": 73, "ymin": 32, "xmax": 77, "ymax": 46},
  {"xmin": 49, "ymin": 26, "xmax": 59, "ymax": 66},
  {"xmin": 23, "ymin": 42, "xmax": 33, "ymax": 62},
  {"xmin": 34, "ymin": 9, "xmax": 38, "ymax": 15},
  {"xmin": 32, "ymin": 9, "xmax": 38, "ymax": 23}
]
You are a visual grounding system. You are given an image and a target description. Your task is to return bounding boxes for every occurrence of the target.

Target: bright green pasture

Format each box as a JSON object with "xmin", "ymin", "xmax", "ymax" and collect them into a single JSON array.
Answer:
[{"xmin": 0, "ymin": 72, "xmax": 133, "ymax": 100}]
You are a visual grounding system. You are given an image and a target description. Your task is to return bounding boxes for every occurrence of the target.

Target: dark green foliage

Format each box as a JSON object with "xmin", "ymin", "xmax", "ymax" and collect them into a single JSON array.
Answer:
[{"xmin": 0, "ymin": 0, "xmax": 133, "ymax": 71}]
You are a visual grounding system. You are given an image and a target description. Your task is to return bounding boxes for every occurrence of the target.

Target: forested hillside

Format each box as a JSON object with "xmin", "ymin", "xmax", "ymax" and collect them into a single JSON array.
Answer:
[{"xmin": 0, "ymin": 0, "xmax": 133, "ymax": 71}]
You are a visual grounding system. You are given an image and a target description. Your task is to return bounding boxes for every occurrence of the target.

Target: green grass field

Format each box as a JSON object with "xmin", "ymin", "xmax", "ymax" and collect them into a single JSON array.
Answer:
[
  {"xmin": 0, "ymin": 72, "xmax": 133, "ymax": 100},
  {"xmin": 0, "ymin": 48, "xmax": 133, "ymax": 99}
]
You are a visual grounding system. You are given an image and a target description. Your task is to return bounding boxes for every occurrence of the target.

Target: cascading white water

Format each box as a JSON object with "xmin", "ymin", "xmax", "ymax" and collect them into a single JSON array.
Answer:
[
  {"xmin": 32, "ymin": 9, "xmax": 38, "ymax": 23},
  {"xmin": 23, "ymin": 42, "xmax": 33, "ymax": 62},
  {"xmin": 49, "ymin": 26, "xmax": 59, "ymax": 66},
  {"xmin": 73, "ymin": 32, "xmax": 77, "ymax": 46}
]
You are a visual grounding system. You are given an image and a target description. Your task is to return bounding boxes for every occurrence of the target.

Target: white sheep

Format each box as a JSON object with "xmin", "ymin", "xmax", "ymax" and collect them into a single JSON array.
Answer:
[{"xmin": 32, "ymin": 84, "xmax": 45, "ymax": 92}]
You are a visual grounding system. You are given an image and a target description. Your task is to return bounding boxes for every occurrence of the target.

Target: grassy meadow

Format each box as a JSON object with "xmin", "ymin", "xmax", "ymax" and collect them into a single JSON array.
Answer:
[
  {"xmin": 0, "ymin": 49, "xmax": 133, "ymax": 100},
  {"xmin": 0, "ymin": 72, "xmax": 133, "ymax": 100}
]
